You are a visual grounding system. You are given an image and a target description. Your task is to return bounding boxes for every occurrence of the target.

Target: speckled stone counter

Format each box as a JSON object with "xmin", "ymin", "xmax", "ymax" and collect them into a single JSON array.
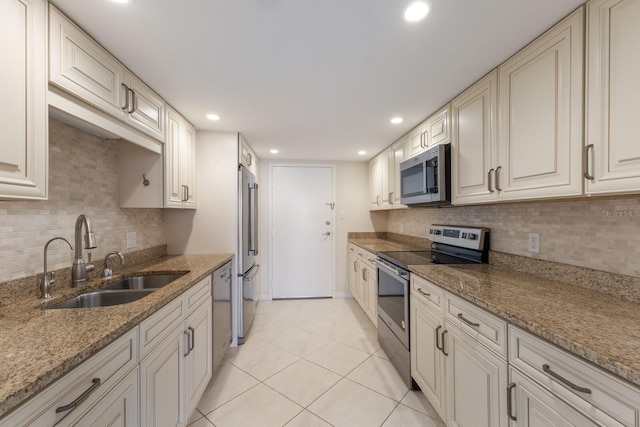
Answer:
[
  {"xmin": 0, "ymin": 253, "xmax": 233, "ymax": 417},
  {"xmin": 409, "ymin": 263, "xmax": 640, "ymax": 388},
  {"xmin": 348, "ymin": 233, "xmax": 429, "ymax": 253}
]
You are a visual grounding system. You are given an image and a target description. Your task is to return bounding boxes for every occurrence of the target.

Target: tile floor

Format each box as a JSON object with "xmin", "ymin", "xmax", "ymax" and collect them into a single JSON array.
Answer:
[{"xmin": 188, "ymin": 298, "xmax": 446, "ymax": 427}]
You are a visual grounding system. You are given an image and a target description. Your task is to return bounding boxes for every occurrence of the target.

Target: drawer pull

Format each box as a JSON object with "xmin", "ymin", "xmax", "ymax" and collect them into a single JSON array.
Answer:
[
  {"xmin": 507, "ymin": 383, "xmax": 517, "ymax": 421},
  {"xmin": 56, "ymin": 378, "xmax": 101, "ymax": 413},
  {"xmin": 542, "ymin": 364, "xmax": 592, "ymax": 394},
  {"xmin": 416, "ymin": 288, "xmax": 431, "ymax": 297},
  {"xmin": 457, "ymin": 313, "xmax": 480, "ymax": 327}
]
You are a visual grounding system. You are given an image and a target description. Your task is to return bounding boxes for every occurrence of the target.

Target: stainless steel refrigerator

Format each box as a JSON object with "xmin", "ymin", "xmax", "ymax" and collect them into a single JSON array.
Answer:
[{"xmin": 238, "ymin": 164, "xmax": 259, "ymax": 344}]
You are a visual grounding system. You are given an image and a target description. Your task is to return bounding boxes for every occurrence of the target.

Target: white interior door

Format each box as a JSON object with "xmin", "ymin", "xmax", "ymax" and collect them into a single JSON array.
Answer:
[{"xmin": 271, "ymin": 165, "xmax": 334, "ymax": 299}]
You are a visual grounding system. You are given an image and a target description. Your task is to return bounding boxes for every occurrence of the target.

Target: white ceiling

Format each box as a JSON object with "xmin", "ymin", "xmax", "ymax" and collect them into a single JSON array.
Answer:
[{"xmin": 50, "ymin": 0, "xmax": 585, "ymax": 161}]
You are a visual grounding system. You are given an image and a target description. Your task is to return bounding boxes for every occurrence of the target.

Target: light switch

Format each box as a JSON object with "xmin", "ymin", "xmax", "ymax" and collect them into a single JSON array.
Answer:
[{"xmin": 127, "ymin": 232, "xmax": 137, "ymax": 249}]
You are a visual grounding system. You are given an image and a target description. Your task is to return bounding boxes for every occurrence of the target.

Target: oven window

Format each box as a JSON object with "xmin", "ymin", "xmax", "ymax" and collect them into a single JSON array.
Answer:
[
  {"xmin": 401, "ymin": 163, "xmax": 425, "ymax": 198},
  {"xmin": 377, "ymin": 266, "xmax": 407, "ymax": 331}
]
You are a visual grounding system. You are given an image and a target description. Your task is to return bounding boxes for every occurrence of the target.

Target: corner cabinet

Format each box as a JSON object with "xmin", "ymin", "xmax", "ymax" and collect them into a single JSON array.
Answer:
[
  {"xmin": 165, "ymin": 106, "xmax": 197, "ymax": 208},
  {"xmin": 0, "ymin": 0, "xmax": 48, "ymax": 200},
  {"xmin": 585, "ymin": 0, "xmax": 640, "ymax": 195}
]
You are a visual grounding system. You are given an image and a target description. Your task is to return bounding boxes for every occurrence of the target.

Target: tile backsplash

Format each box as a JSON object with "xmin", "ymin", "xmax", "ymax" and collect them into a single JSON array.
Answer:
[
  {"xmin": 0, "ymin": 119, "xmax": 166, "ymax": 282},
  {"xmin": 386, "ymin": 196, "xmax": 640, "ymax": 278}
]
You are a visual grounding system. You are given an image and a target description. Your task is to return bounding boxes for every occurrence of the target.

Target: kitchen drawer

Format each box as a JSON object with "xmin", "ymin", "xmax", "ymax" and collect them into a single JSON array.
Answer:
[
  {"xmin": 509, "ymin": 325, "xmax": 640, "ymax": 427},
  {"xmin": 184, "ymin": 275, "xmax": 212, "ymax": 311},
  {"xmin": 445, "ymin": 293, "xmax": 507, "ymax": 358},
  {"xmin": 411, "ymin": 274, "xmax": 445, "ymax": 312},
  {"xmin": 139, "ymin": 297, "xmax": 184, "ymax": 357},
  {"xmin": 1, "ymin": 329, "xmax": 138, "ymax": 427},
  {"xmin": 357, "ymin": 249, "xmax": 376, "ymax": 266}
]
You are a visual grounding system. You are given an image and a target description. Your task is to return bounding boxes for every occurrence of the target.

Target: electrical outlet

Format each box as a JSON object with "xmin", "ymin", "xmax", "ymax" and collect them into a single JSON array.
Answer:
[
  {"xmin": 126, "ymin": 232, "xmax": 137, "ymax": 249},
  {"xmin": 528, "ymin": 233, "xmax": 540, "ymax": 253}
]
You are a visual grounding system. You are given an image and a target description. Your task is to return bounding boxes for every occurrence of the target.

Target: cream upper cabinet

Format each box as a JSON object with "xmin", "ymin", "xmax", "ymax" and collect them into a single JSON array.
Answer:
[
  {"xmin": 0, "ymin": 0, "xmax": 48, "ymax": 200},
  {"xmin": 451, "ymin": 70, "xmax": 499, "ymax": 205},
  {"xmin": 391, "ymin": 137, "xmax": 408, "ymax": 206},
  {"xmin": 239, "ymin": 133, "xmax": 259, "ymax": 178},
  {"xmin": 122, "ymin": 70, "xmax": 165, "ymax": 140},
  {"xmin": 165, "ymin": 106, "xmax": 196, "ymax": 209},
  {"xmin": 369, "ymin": 148, "xmax": 398, "ymax": 210},
  {"xmin": 426, "ymin": 104, "xmax": 451, "ymax": 148},
  {"xmin": 585, "ymin": 0, "xmax": 640, "ymax": 194},
  {"xmin": 407, "ymin": 120, "xmax": 428, "ymax": 156},
  {"xmin": 497, "ymin": 8, "xmax": 584, "ymax": 200},
  {"xmin": 369, "ymin": 155, "xmax": 382, "ymax": 209}
]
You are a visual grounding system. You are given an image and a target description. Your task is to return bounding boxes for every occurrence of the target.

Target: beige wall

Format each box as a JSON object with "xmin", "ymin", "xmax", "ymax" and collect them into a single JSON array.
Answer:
[
  {"xmin": 0, "ymin": 119, "xmax": 165, "ymax": 282},
  {"xmin": 385, "ymin": 196, "xmax": 640, "ymax": 277},
  {"xmin": 258, "ymin": 160, "xmax": 375, "ymax": 298}
]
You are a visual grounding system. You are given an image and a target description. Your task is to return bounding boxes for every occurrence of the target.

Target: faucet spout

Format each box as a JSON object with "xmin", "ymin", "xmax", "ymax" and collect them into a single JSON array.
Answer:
[
  {"xmin": 72, "ymin": 214, "xmax": 97, "ymax": 287},
  {"xmin": 102, "ymin": 251, "xmax": 125, "ymax": 279}
]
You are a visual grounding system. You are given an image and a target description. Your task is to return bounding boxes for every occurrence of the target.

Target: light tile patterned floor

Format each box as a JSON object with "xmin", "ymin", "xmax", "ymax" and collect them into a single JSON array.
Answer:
[{"xmin": 189, "ymin": 298, "xmax": 446, "ymax": 427}]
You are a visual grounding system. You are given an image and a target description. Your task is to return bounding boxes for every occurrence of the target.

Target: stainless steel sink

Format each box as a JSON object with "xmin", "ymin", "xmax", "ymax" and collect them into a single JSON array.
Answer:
[
  {"xmin": 48, "ymin": 289, "xmax": 155, "ymax": 309},
  {"xmin": 100, "ymin": 273, "xmax": 185, "ymax": 291}
]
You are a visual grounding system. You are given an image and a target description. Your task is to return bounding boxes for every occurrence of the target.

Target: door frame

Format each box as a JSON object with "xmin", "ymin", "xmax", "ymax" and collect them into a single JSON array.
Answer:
[{"xmin": 268, "ymin": 163, "xmax": 336, "ymax": 299}]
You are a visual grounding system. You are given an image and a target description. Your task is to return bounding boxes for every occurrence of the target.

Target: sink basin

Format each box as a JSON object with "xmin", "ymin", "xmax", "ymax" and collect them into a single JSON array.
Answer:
[
  {"xmin": 100, "ymin": 273, "xmax": 185, "ymax": 291},
  {"xmin": 48, "ymin": 289, "xmax": 155, "ymax": 309}
]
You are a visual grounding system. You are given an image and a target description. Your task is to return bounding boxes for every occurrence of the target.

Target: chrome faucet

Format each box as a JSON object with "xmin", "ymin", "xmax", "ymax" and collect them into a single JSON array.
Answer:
[
  {"xmin": 41, "ymin": 237, "xmax": 73, "ymax": 299},
  {"xmin": 71, "ymin": 214, "xmax": 97, "ymax": 287},
  {"xmin": 102, "ymin": 251, "xmax": 125, "ymax": 279}
]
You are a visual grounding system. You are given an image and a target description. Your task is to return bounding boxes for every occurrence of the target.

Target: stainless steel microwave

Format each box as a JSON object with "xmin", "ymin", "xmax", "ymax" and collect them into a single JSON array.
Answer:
[{"xmin": 399, "ymin": 143, "xmax": 451, "ymax": 206}]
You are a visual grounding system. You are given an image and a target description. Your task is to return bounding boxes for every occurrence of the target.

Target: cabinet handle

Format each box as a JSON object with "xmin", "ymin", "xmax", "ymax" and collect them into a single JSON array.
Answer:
[
  {"xmin": 583, "ymin": 144, "xmax": 594, "ymax": 180},
  {"xmin": 495, "ymin": 166, "xmax": 502, "ymax": 191},
  {"xmin": 56, "ymin": 378, "xmax": 101, "ymax": 414},
  {"xmin": 128, "ymin": 88, "xmax": 135, "ymax": 114},
  {"xmin": 416, "ymin": 287, "xmax": 431, "ymax": 297},
  {"xmin": 487, "ymin": 169, "xmax": 494, "ymax": 193},
  {"xmin": 457, "ymin": 312, "xmax": 480, "ymax": 327},
  {"xmin": 247, "ymin": 153, "xmax": 252, "ymax": 166},
  {"xmin": 435, "ymin": 325, "xmax": 442, "ymax": 351},
  {"xmin": 440, "ymin": 329, "xmax": 448, "ymax": 356},
  {"xmin": 362, "ymin": 268, "xmax": 367, "ymax": 281},
  {"xmin": 542, "ymin": 364, "xmax": 592, "ymax": 394},
  {"xmin": 376, "ymin": 195, "xmax": 380, "ymax": 206},
  {"xmin": 184, "ymin": 330, "xmax": 191, "ymax": 356},
  {"xmin": 388, "ymin": 192, "xmax": 393, "ymax": 203},
  {"xmin": 188, "ymin": 326, "xmax": 195, "ymax": 352},
  {"xmin": 185, "ymin": 185, "xmax": 190, "ymax": 202},
  {"xmin": 121, "ymin": 84, "xmax": 129, "ymax": 111},
  {"xmin": 353, "ymin": 260, "xmax": 357, "ymax": 272},
  {"xmin": 507, "ymin": 383, "xmax": 517, "ymax": 421}
]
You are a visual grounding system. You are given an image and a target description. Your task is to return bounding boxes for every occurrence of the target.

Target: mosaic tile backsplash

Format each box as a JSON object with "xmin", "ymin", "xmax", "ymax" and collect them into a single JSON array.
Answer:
[
  {"xmin": 386, "ymin": 196, "xmax": 640, "ymax": 278},
  {"xmin": 0, "ymin": 119, "xmax": 166, "ymax": 282}
]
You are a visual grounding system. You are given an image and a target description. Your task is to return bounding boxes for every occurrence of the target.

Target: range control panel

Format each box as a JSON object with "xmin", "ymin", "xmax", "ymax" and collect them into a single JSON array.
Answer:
[{"xmin": 429, "ymin": 225, "xmax": 489, "ymax": 251}]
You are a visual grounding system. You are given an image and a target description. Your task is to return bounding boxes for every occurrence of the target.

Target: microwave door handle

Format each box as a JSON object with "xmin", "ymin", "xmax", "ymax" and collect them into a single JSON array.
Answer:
[
  {"xmin": 248, "ymin": 183, "xmax": 258, "ymax": 256},
  {"xmin": 423, "ymin": 161, "xmax": 427, "ymax": 194}
]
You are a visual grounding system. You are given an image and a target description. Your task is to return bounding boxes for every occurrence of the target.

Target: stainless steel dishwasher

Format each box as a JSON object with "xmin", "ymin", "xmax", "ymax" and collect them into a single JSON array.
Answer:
[{"xmin": 212, "ymin": 260, "xmax": 233, "ymax": 374}]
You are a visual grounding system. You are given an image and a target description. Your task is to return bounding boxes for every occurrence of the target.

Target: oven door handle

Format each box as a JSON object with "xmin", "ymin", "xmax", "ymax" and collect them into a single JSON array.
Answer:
[{"xmin": 375, "ymin": 259, "xmax": 409, "ymax": 280}]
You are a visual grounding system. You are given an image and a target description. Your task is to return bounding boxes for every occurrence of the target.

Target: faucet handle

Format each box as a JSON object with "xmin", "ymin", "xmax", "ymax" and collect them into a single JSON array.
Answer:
[{"xmin": 86, "ymin": 251, "xmax": 95, "ymax": 272}]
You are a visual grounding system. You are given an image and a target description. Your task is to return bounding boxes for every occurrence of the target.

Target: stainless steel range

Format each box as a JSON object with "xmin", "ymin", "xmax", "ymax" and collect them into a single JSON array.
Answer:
[{"xmin": 376, "ymin": 225, "xmax": 490, "ymax": 388}]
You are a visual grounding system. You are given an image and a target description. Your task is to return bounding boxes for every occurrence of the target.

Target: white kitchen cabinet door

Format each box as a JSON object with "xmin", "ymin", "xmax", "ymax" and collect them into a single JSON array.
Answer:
[
  {"xmin": 184, "ymin": 298, "xmax": 213, "ymax": 418},
  {"xmin": 48, "ymin": 4, "xmax": 124, "ymax": 118},
  {"xmin": 509, "ymin": 368, "xmax": 599, "ymax": 427},
  {"xmin": 239, "ymin": 134, "xmax": 259, "ymax": 177},
  {"xmin": 380, "ymin": 149, "xmax": 393, "ymax": 207},
  {"xmin": 365, "ymin": 263, "xmax": 378, "ymax": 326},
  {"xmin": 348, "ymin": 249, "xmax": 358, "ymax": 299},
  {"xmin": 0, "ymin": 0, "xmax": 47, "ymax": 200},
  {"xmin": 369, "ymin": 155, "xmax": 382, "ymax": 209},
  {"xmin": 585, "ymin": 0, "xmax": 640, "ymax": 195},
  {"xmin": 140, "ymin": 325, "xmax": 186, "ymax": 427},
  {"xmin": 165, "ymin": 106, "xmax": 197, "ymax": 209},
  {"xmin": 180, "ymin": 120, "xmax": 197, "ymax": 208},
  {"xmin": 408, "ymin": 120, "xmax": 428, "ymax": 157},
  {"xmin": 426, "ymin": 104, "xmax": 451, "ymax": 148},
  {"xmin": 451, "ymin": 70, "xmax": 499, "ymax": 205},
  {"xmin": 411, "ymin": 296, "xmax": 446, "ymax": 419},
  {"xmin": 122, "ymin": 70, "xmax": 165, "ymax": 141},
  {"xmin": 72, "ymin": 368, "xmax": 139, "ymax": 427},
  {"xmin": 497, "ymin": 8, "xmax": 584, "ymax": 200},
  {"xmin": 445, "ymin": 324, "xmax": 508, "ymax": 427},
  {"xmin": 391, "ymin": 138, "xmax": 407, "ymax": 206}
]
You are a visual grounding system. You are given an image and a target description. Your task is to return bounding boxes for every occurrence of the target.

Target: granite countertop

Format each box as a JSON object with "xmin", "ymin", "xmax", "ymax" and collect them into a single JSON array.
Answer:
[
  {"xmin": 0, "ymin": 253, "xmax": 233, "ymax": 418},
  {"xmin": 349, "ymin": 237, "xmax": 428, "ymax": 253},
  {"xmin": 409, "ymin": 263, "xmax": 640, "ymax": 388}
]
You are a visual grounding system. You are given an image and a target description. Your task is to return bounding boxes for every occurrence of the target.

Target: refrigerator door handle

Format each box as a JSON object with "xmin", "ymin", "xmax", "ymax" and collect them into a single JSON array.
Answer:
[{"xmin": 248, "ymin": 182, "xmax": 259, "ymax": 256}]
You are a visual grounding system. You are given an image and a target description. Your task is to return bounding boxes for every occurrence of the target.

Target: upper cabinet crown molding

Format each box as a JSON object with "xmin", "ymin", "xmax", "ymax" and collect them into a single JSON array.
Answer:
[
  {"xmin": 48, "ymin": 4, "xmax": 166, "ymax": 148},
  {"xmin": 585, "ymin": 0, "xmax": 640, "ymax": 194},
  {"xmin": 0, "ymin": 0, "xmax": 48, "ymax": 201}
]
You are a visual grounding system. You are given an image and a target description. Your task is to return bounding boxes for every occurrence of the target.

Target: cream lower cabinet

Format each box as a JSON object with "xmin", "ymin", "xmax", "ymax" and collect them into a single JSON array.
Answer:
[
  {"xmin": 184, "ymin": 298, "xmax": 213, "ymax": 418},
  {"xmin": 348, "ymin": 244, "xmax": 377, "ymax": 326},
  {"xmin": 585, "ymin": 0, "xmax": 640, "ymax": 195},
  {"xmin": 165, "ymin": 106, "xmax": 197, "ymax": 208},
  {"xmin": 0, "ymin": 0, "xmax": 48, "ymax": 200}
]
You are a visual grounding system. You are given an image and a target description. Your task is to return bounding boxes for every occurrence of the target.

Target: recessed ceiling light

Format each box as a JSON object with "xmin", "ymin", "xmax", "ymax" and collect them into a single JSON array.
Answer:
[
  {"xmin": 391, "ymin": 117, "xmax": 404, "ymax": 124},
  {"xmin": 358, "ymin": 150, "xmax": 367, "ymax": 155},
  {"xmin": 111, "ymin": 0, "xmax": 130, "ymax": 3},
  {"xmin": 404, "ymin": 1, "xmax": 429, "ymax": 22},
  {"xmin": 206, "ymin": 114, "xmax": 220, "ymax": 121},
  {"xmin": 270, "ymin": 149, "xmax": 279, "ymax": 154}
]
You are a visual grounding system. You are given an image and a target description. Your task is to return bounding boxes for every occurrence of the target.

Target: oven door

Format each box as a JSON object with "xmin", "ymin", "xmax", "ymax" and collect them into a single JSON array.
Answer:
[{"xmin": 376, "ymin": 259, "xmax": 409, "ymax": 349}]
